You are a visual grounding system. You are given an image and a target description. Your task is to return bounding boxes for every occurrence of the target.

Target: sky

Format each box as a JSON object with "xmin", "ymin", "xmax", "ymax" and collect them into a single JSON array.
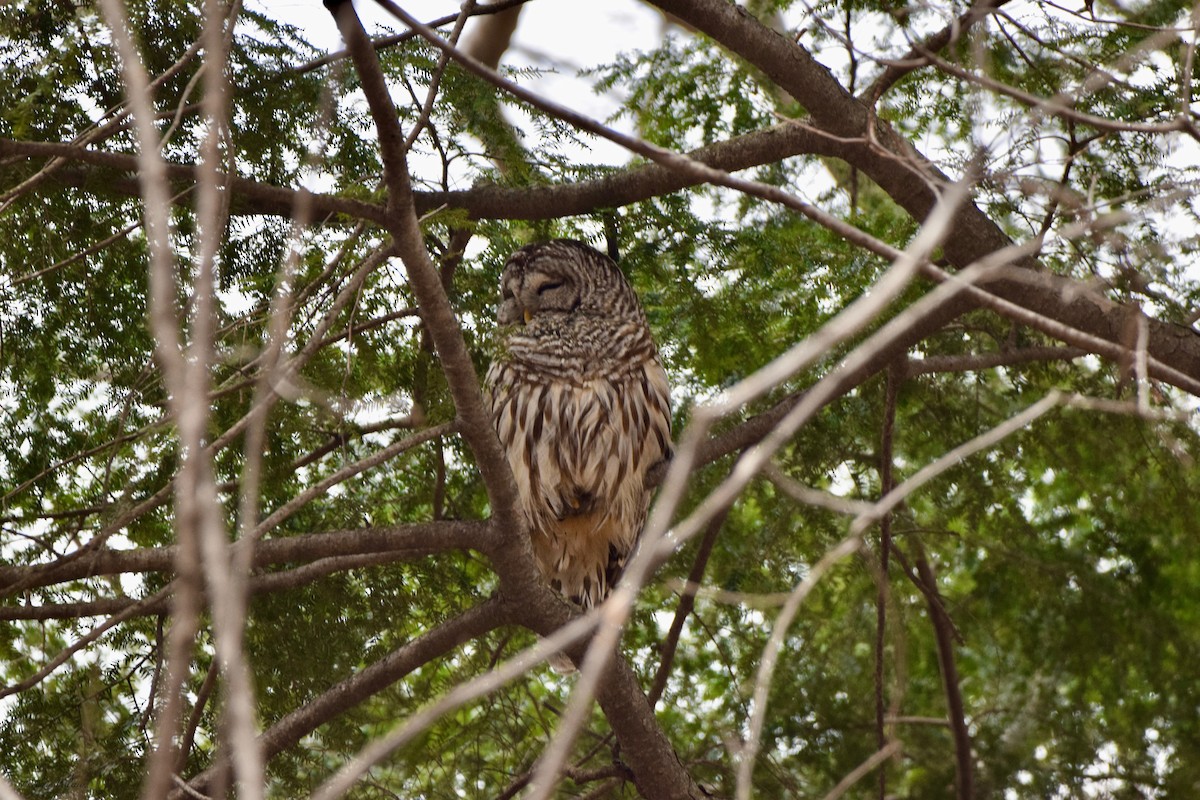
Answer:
[{"xmin": 258, "ymin": 0, "xmax": 666, "ymax": 168}]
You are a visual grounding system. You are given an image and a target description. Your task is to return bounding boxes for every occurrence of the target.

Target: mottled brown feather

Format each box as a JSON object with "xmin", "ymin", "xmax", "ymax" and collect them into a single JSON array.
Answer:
[{"xmin": 485, "ymin": 240, "xmax": 672, "ymax": 611}]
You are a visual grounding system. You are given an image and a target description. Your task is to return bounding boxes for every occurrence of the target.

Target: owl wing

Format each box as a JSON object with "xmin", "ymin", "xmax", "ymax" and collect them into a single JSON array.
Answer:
[{"xmin": 589, "ymin": 355, "xmax": 672, "ymax": 603}]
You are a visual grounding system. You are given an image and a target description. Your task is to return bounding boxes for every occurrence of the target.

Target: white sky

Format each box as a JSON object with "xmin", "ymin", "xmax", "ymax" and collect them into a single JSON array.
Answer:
[{"xmin": 260, "ymin": 0, "xmax": 665, "ymax": 166}]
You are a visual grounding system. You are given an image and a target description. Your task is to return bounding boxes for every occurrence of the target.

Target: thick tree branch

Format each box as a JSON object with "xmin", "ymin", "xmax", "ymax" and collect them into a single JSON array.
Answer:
[
  {"xmin": 331, "ymin": 6, "xmax": 705, "ymax": 793},
  {"xmin": 0, "ymin": 521, "xmax": 489, "ymax": 593},
  {"xmin": 19, "ymin": 131, "xmax": 1200, "ymax": 393},
  {"xmin": 175, "ymin": 594, "xmax": 512, "ymax": 798},
  {"xmin": 646, "ymin": 0, "xmax": 1200, "ymax": 389},
  {"xmin": 415, "ymin": 122, "xmax": 836, "ymax": 218},
  {"xmin": 0, "ymin": 138, "xmax": 388, "ymax": 225},
  {"xmin": 9, "ymin": 3, "xmax": 1200, "ymax": 397},
  {"xmin": 0, "ymin": 552, "xmax": 420, "ymax": 621},
  {"xmin": 1, "ymin": 121, "xmax": 831, "ymax": 222},
  {"xmin": 595, "ymin": 658, "xmax": 703, "ymax": 800},
  {"xmin": 648, "ymin": 0, "xmax": 1012, "ymax": 266},
  {"xmin": 941, "ymin": 263, "xmax": 1200, "ymax": 394}
]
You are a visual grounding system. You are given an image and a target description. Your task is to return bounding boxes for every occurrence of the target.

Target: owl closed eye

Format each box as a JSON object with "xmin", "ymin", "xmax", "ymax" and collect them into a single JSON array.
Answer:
[{"xmin": 498, "ymin": 269, "xmax": 581, "ymax": 325}]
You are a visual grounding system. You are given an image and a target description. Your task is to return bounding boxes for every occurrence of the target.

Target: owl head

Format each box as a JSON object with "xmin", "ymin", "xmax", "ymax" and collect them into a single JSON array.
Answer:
[{"xmin": 496, "ymin": 239, "xmax": 643, "ymax": 330}]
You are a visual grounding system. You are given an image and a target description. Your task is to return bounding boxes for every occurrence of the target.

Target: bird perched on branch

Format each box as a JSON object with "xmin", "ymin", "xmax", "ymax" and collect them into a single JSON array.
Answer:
[{"xmin": 486, "ymin": 239, "xmax": 673, "ymax": 616}]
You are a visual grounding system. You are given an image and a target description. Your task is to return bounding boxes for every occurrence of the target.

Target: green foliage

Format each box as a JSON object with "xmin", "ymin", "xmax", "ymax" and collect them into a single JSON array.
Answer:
[
  {"xmin": 592, "ymin": 36, "xmax": 776, "ymax": 148},
  {"xmin": 3, "ymin": 1, "xmax": 1200, "ymax": 798}
]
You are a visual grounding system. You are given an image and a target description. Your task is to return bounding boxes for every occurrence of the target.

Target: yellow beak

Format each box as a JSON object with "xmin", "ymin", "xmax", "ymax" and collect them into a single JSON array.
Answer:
[{"xmin": 523, "ymin": 309, "xmax": 533, "ymax": 324}]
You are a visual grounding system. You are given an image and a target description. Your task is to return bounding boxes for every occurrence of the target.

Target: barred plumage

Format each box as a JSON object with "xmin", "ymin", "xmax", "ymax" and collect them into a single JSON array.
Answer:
[{"xmin": 485, "ymin": 240, "xmax": 672, "ymax": 613}]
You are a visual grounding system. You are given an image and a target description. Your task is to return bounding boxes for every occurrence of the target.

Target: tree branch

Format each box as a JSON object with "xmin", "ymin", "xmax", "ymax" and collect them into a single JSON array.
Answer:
[
  {"xmin": 0, "ymin": 552, "xmax": 442, "ymax": 622},
  {"xmin": 0, "ymin": 138, "xmax": 388, "ymax": 225},
  {"xmin": 875, "ymin": 366, "xmax": 900, "ymax": 799},
  {"xmin": 293, "ymin": 0, "xmax": 531, "ymax": 74},
  {"xmin": 415, "ymin": 122, "xmax": 837, "ymax": 219},
  {"xmin": 903, "ymin": 345, "xmax": 1087, "ymax": 377},
  {"xmin": 331, "ymin": 5, "xmax": 705, "ymax": 792},
  {"xmin": 911, "ymin": 541, "xmax": 974, "ymax": 800},
  {"xmin": 862, "ymin": 0, "xmax": 1010, "ymax": 102},
  {"xmin": 648, "ymin": 504, "xmax": 730, "ymax": 707},
  {"xmin": 0, "ymin": 521, "xmax": 489, "ymax": 593},
  {"xmin": 646, "ymin": 0, "xmax": 1200, "ymax": 390},
  {"xmin": 327, "ymin": 0, "xmax": 526, "ymax": 560},
  {"xmin": 176, "ymin": 594, "xmax": 512, "ymax": 798},
  {"xmin": 1, "ymin": 118, "xmax": 833, "ymax": 223}
]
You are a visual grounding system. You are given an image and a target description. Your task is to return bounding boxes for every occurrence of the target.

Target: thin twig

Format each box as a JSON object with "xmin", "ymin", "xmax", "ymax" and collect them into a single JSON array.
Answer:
[
  {"xmin": 903, "ymin": 346, "xmax": 1086, "ymax": 377},
  {"xmin": 874, "ymin": 366, "xmax": 900, "ymax": 799},
  {"xmin": 736, "ymin": 533, "xmax": 867, "ymax": 800},
  {"xmin": 93, "ymin": 3, "xmax": 206, "ymax": 796},
  {"xmin": 292, "ymin": 0, "xmax": 532, "ymax": 74},
  {"xmin": 863, "ymin": 0, "xmax": 1009, "ymax": 102},
  {"xmin": 180, "ymin": 595, "xmax": 513, "ymax": 798},
  {"xmin": 0, "ymin": 518, "xmax": 486, "ymax": 592},
  {"xmin": 648, "ymin": 503, "xmax": 731, "ymax": 707},
  {"xmin": 819, "ymin": 741, "xmax": 904, "ymax": 800},
  {"xmin": 911, "ymin": 539, "xmax": 974, "ymax": 800}
]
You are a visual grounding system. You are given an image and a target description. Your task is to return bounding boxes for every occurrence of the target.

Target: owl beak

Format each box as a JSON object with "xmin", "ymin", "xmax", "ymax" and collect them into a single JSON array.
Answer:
[{"xmin": 523, "ymin": 309, "xmax": 533, "ymax": 325}]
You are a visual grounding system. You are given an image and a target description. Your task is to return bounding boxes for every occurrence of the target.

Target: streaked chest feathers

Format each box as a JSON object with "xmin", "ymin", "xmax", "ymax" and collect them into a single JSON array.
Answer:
[{"xmin": 485, "ymin": 240, "xmax": 672, "ymax": 609}]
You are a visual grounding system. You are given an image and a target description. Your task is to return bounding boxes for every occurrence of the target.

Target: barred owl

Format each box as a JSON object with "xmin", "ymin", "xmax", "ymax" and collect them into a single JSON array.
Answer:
[{"xmin": 485, "ymin": 239, "xmax": 672, "ymax": 612}]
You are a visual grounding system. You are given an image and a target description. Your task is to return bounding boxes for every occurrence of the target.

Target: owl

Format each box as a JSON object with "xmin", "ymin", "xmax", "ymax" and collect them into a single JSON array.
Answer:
[{"xmin": 485, "ymin": 239, "xmax": 672, "ymax": 612}]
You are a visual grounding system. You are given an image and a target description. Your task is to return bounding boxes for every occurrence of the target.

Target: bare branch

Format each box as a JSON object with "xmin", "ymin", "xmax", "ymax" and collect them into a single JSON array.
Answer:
[
  {"xmin": 307, "ymin": 601, "xmax": 603, "ymax": 800},
  {"xmin": 0, "ymin": 586, "xmax": 173, "ymax": 699},
  {"xmin": 863, "ymin": 1, "xmax": 1010, "ymax": 102},
  {"xmin": 737, "ymin": 533, "xmax": 867, "ymax": 800},
  {"xmin": 0, "ymin": 137, "xmax": 388, "ymax": 224},
  {"xmin": 0, "ymin": 551, "xmax": 447, "ymax": 622},
  {"xmin": 910, "ymin": 539, "xmax": 974, "ymax": 799},
  {"xmin": 763, "ymin": 463, "xmax": 874, "ymax": 517},
  {"xmin": 250, "ymin": 421, "xmax": 457, "ymax": 539},
  {"xmin": 179, "ymin": 595, "xmax": 514, "ymax": 798},
  {"xmin": 820, "ymin": 741, "xmax": 905, "ymax": 800},
  {"xmin": 647, "ymin": 0, "xmax": 1200, "ymax": 390},
  {"xmin": 649, "ymin": 181, "xmax": 975, "ymax": 570},
  {"xmin": 92, "ymin": 2, "xmax": 211, "ymax": 795},
  {"xmin": 0, "ymin": 520, "xmax": 488, "ymax": 592},
  {"xmin": 903, "ymin": 346, "xmax": 1087, "ymax": 377},
  {"xmin": 917, "ymin": 25, "xmax": 1193, "ymax": 134},
  {"xmin": 875, "ymin": 367, "xmax": 900, "ymax": 799},
  {"xmin": 293, "ymin": 0, "xmax": 532, "ymax": 74},
  {"xmin": 327, "ymin": 0, "xmax": 525, "ymax": 552},
  {"xmin": 403, "ymin": 1, "xmax": 475, "ymax": 152},
  {"xmin": 0, "ymin": 119, "xmax": 835, "ymax": 223},
  {"xmin": 935, "ymin": 262, "xmax": 1200, "ymax": 395},
  {"xmin": 648, "ymin": 505, "xmax": 731, "ymax": 707}
]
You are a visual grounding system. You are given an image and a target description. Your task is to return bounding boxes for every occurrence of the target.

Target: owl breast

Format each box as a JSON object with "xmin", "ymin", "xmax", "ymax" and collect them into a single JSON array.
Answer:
[{"xmin": 486, "ymin": 352, "xmax": 672, "ymax": 608}]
